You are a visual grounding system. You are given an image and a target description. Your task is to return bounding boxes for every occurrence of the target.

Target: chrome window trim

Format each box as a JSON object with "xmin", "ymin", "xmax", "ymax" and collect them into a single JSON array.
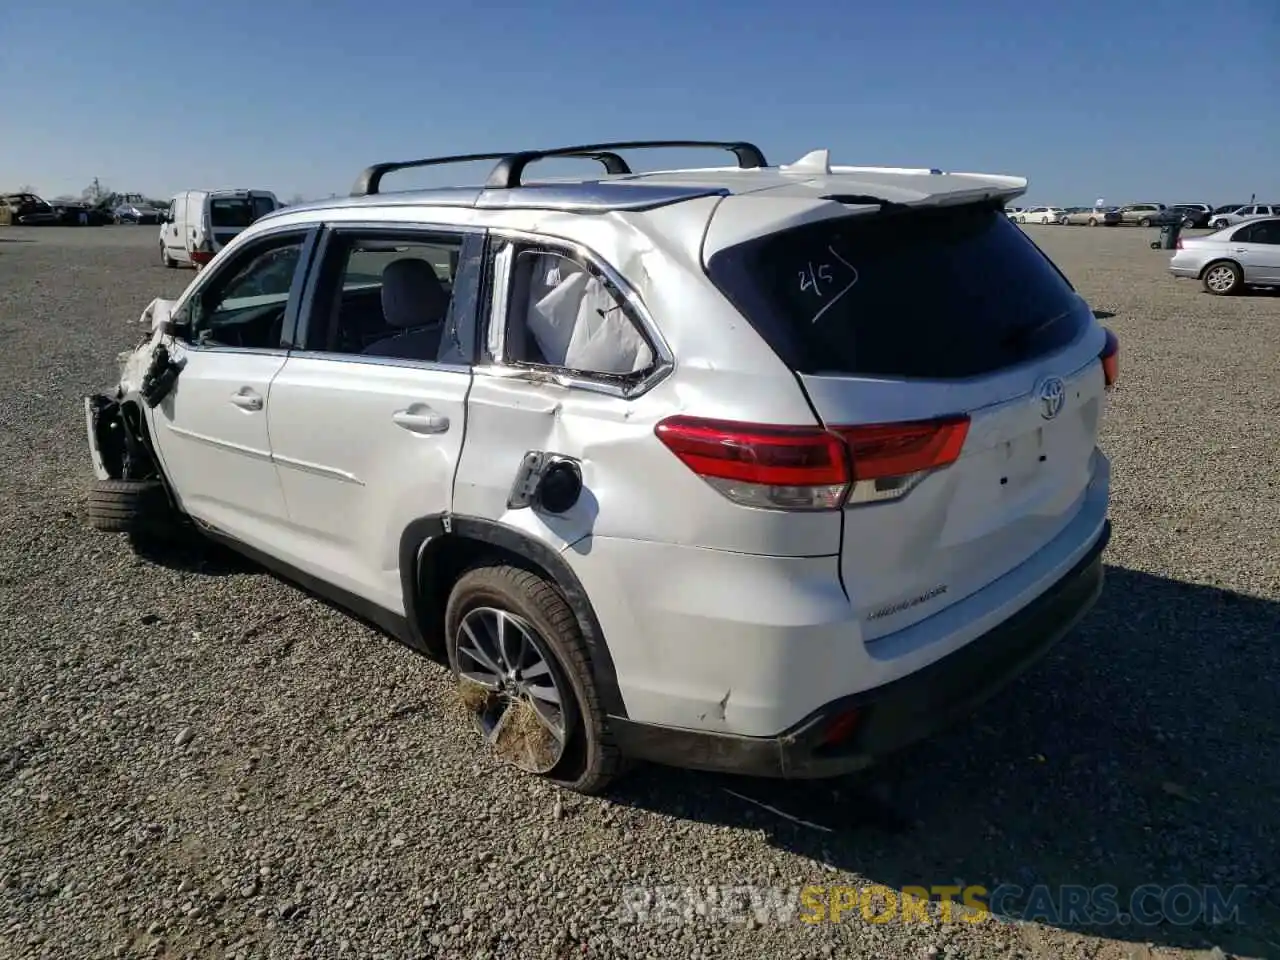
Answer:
[
  {"xmin": 482, "ymin": 227, "xmax": 674, "ymax": 400},
  {"xmin": 279, "ymin": 350, "xmax": 471, "ymax": 374}
]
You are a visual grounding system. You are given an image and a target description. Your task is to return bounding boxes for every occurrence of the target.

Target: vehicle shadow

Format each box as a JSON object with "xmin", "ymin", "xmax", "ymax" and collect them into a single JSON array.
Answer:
[
  {"xmin": 127, "ymin": 529, "xmax": 255, "ymax": 576},
  {"xmin": 605, "ymin": 566, "xmax": 1280, "ymax": 954}
]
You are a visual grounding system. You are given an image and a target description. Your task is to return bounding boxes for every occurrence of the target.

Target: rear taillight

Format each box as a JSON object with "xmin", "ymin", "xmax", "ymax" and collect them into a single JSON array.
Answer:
[
  {"xmin": 838, "ymin": 416, "xmax": 970, "ymax": 504},
  {"xmin": 1100, "ymin": 328, "xmax": 1119, "ymax": 390},
  {"xmin": 654, "ymin": 414, "xmax": 970, "ymax": 511},
  {"xmin": 653, "ymin": 417, "xmax": 848, "ymax": 510},
  {"xmin": 191, "ymin": 250, "xmax": 214, "ymax": 266}
]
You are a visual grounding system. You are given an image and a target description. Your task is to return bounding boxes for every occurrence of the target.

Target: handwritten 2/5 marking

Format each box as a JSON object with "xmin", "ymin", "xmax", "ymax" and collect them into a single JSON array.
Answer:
[
  {"xmin": 799, "ymin": 262, "xmax": 834, "ymax": 296},
  {"xmin": 808, "ymin": 247, "xmax": 860, "ymax": 324}
]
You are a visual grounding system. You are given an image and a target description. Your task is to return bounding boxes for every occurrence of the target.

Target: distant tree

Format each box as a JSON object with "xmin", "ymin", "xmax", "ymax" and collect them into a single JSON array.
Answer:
[
  {"xmin": 288, "ymin": 193, "xmax": 307, "ymax": 205},
  {"xmin": 81, "ymin": 178, "xmax": 112, "ymax": 205},
  {"xmin": 17, "ymin": 184, "xmax": 37, "ymax": 194}
]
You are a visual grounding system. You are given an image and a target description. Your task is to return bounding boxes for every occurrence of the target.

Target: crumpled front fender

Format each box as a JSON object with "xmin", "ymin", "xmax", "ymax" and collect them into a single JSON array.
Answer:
[{"xmin": 117, "ymin": 297, "xmax": 184, "ymax": 402}]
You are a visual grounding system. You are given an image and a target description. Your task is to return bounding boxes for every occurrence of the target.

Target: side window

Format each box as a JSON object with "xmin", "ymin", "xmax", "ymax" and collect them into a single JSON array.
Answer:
[
  {"xmin": 1251, "ymin": 221, "xmax": 1280, "ymax": 245},
  {"xmin": 501, "ymin": 245, "xmax": 656, "ymax": 379},
  {"xmin": 1234, "ymin": 224, "xmax": 1257, "ymax": 243},
  {"xmin": 186, "ymin": 235, "xmax": 306, "ymax": 349},
  {"xmin": 303, "ymin": 232, "xmax": 467, "ymax": 364}
]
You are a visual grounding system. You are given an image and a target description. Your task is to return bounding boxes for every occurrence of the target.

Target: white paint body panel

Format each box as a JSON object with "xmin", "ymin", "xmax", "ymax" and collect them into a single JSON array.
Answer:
[
  {"xmin": 146, "ymin": 347, "xmax": 290, "ymax": 548},
  {"xmin": 265, "ymin": 356, "xmax": 470, "ymax": 614}
]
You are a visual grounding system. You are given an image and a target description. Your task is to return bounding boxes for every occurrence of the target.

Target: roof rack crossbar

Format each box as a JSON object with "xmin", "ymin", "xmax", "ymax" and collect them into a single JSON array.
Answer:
[
  {"xmin": 352, "ymin": 153, "xmax": 512, "ymax": 197},
  {"xmin": 351, "ymin": 149, "xmax": 632, "ymax": 197},
  {"xmin": 486, "ymin": 140, "xmax": 767, "ymax": 189}
]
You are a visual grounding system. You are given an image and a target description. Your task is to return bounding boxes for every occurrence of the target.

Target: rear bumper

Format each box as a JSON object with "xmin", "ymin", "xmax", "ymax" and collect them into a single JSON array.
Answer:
[
  {"xmin": 1168, "ymin": 257, "xmax": 1203, "ymax": 279},
  {"xmin": 612, "ymin": 519, "xmax": 1110, "ymax": 778}
]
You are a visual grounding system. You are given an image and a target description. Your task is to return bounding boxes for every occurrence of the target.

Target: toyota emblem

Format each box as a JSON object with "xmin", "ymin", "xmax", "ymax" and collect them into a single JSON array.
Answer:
[{"xmin": 1037, "ymin": 376, "xmax": 1066, "ymax": 420}]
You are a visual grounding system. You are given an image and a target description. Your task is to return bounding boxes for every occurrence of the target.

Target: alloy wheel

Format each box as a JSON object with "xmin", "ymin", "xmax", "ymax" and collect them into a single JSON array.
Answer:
[{"xmin": 454, "ymin": 606, "xmax": 572, "ymax": 774}]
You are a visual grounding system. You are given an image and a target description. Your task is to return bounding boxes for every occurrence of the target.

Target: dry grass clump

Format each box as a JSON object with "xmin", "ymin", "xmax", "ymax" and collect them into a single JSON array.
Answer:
[{"xmin": 456, "ymin": 678, "xmax": 559, "ymax": 771}]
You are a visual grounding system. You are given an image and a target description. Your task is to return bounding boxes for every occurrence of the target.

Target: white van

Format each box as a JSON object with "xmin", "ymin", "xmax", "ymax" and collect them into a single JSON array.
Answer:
[{"xmin": 159, "ymin": 189, "xmax": 280, "ymax": 268}]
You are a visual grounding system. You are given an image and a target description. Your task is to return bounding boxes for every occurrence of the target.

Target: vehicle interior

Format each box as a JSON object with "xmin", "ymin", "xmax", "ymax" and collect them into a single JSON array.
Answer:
[{"xmin": 320, "ymin": 240, "xmax": 460, "ymax": 360}]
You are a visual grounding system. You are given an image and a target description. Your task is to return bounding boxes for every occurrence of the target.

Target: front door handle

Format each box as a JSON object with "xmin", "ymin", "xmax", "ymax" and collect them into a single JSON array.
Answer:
[
  {"xmin": 393, "ymin": 405, "xmax": 450, "ymax": 434},
  {"xmin": 230, "ymin": 388, "xmax": 263, "ymax": 411}
]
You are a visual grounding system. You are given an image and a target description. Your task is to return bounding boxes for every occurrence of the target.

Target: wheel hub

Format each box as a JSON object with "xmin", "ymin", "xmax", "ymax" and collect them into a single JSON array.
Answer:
[{"xmin": 453, "ymin": 606, "xmax": 573, "ymax": 774}]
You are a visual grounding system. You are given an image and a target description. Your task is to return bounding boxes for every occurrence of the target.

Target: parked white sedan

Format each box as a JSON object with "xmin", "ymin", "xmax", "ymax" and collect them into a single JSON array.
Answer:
[
  {"xmin": 1017, "ymin": 206, "xmax": 1068, "ymax": 224},
  {"xmin": 1169, "ymin": 217, "xmax": 1280, "ymax": 295}
]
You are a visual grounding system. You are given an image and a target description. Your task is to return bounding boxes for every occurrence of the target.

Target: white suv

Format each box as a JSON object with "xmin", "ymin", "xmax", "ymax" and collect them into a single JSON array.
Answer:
[{"xmin": 83, "ymin": 140, "xmax": 1117, "ymax": 794}]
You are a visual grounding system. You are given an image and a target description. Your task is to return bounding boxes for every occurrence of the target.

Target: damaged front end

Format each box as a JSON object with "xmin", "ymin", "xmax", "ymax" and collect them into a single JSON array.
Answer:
[{"xmin": 84, "ymin": 297, "xmax": 186, "ymax": 483}]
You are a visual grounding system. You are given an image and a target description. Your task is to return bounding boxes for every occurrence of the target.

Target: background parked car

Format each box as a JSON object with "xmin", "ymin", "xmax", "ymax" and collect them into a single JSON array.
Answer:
[
  {"xmin": 49, "ymin": 201, "xmax": 113, "ymax": 226},
  {"xmin": 1206, "ymin": 204, "xmax": 1280, "ymax": 231},
  {"xmin": 1061, "ymin": 206, "xmax": 1122, "ymax": 226},
  {"xmin": 1169, "ymin": 216, "xmax": 1280, "ymax": 295},
  {"xmin": 113, "ymin": 200, "xmax": 164, "ymax": 224},
  {"xmin": 1171, "ymin": 203, "xmax": 1214, "ymax": 228},
  {"xmin": 1016, "ymin": 206, "xmax": 1068, "ymax": 224},
  {"xmin": 1117, "ymin": 203, "xmax": 1182, "ymax": 227},
  {"xmin": 1, "ymin": 193, "xmax": 60, "ymax": 225},
  {"xmin": 1005, "ymin": 206, "xmax": 1023, "ymax": 220}
]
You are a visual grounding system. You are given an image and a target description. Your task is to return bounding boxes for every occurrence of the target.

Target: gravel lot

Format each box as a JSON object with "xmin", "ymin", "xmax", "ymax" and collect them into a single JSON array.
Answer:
[{"xmin": 1, "ymin": 224, "xmax": 1277, "ymax": 960}]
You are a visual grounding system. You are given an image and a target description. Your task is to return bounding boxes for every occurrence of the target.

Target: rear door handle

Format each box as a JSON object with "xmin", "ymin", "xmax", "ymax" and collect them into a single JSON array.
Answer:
[
  {"xmin": 230, "ymin": 388, "xmax": 263, "ymax": 411},
  {"xmin": 393, "ymin": 405, "xmax": 450, "ymax": 434}
]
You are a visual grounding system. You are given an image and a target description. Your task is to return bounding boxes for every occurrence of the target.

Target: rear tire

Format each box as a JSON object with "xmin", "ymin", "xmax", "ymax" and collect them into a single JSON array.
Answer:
[
  {"xmin": 86, "ymin": 478, "xmax": 174, "ymax": 535},
  {"xmin": 1201, "ymin": 260, "xmax": 1242, "ymax": 296},
  {"xmin": 445, "ymin": 563, "xmax": 623, "ymax": 795},
  {"xmin": 1140, "ymin": 217, "xmax": 1152, "ymax": 228},
  {"xmin": 1087, "ymin": 217, "xmax": 1098, "ymax": 227}
]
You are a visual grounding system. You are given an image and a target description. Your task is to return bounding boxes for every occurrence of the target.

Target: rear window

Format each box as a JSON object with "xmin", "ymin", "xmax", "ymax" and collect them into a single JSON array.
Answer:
[
  {"xmin": 706, "ymin": 202, "xmax": 1086, "ymax": 379},
  {"xmin": 210, "ymin": 196, "xmax": 277, "ymax": 228}
]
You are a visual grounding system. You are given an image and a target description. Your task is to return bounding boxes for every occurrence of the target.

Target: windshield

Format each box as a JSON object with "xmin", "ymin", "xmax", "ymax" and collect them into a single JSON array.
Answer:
[
  {"xmin": 210, "ymin": 196, "xmax": 277, "ymax": 228},
  {"xmin": 706, "ymin": 202, "xmax": 1086, "ymax": 379}
]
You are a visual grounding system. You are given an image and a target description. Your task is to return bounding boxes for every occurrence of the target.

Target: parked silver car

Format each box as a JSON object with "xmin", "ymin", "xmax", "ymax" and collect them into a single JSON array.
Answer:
[
  {"xmin": 1168, "ymin": 217, "xmax": 1280, "ymax": 295},
  {"xmin": 1205, "ymin": 203, "xmax": 1280, "ymax": 231},
  {"xmin": 1061, "ymin": 206, "xmax": 1121, "ymax": 226},
  {"xmin": 1116, "ymin": 203, "xmax": 1182, "ymax": 227}
]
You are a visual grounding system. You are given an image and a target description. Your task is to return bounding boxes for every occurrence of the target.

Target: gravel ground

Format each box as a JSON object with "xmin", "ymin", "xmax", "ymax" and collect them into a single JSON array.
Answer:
[{"xmin": 0, "ymin": 224, "xmax": 1277, "ymax": 960}]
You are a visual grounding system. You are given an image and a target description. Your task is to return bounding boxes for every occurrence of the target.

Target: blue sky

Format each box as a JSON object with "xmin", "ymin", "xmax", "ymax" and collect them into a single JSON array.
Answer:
[{"xmin": 2, "ymin": 0, "xmax": 1276, "ymax": 205}]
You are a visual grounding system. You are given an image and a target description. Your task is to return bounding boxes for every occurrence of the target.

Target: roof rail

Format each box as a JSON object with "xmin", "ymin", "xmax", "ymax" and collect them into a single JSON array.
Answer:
[
  {"xmin": 485, "ymin": 140, "xmax": 768, "ymax": 189},
  {"xmin": 351, "ymin": 140, "xmax": 768, "ymax": 196}
]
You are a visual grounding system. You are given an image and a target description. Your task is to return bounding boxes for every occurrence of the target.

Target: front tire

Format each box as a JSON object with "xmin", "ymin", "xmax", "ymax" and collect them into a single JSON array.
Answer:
[
  {"xmin": 86, "ymin": 478, "xmax": 174, "ymax": 535},
  {"xmin": 160, "ymin": 244, "xmax": 176, "ymax": 268},
  {"xmin": 1202, "ymin": 261, "xmax": 1242, "ymax": 296},
  {"xmin": 445, "ymin": 564, "xmax": 622, "ymax": 794},
  {"xmin": 1140, "ymin": 217, "xmax": 1152, "ymax": 228}
]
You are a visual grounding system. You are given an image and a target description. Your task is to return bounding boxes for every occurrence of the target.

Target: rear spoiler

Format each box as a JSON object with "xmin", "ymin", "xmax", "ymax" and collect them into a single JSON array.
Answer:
[{"xmin": 701, "ymin": 178, "xmax": 1031, "ymax": 258}]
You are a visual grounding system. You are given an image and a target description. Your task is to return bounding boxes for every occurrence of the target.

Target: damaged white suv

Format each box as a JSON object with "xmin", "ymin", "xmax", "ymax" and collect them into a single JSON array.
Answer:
[{"xmin": 84, "ymin": 140, "xmax": 1117, "ymax": 794}]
